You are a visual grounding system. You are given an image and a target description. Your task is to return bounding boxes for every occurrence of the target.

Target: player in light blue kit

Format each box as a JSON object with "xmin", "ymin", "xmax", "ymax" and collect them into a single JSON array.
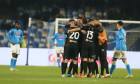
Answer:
[
  {"xmin": 6, "ymin": 22, "xmax": 24, "ymax": 71},
  {"xmin": 107, "ymin": 21, "xmax": 133, "ymax": 78},
  {"xmin": 51, "ymin": 28, "xmax": 66, "ymax": 68}
]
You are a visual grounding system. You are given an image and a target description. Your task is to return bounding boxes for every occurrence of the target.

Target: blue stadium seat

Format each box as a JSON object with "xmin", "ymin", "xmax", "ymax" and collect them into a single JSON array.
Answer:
[{"xmin": 0, "ymin": 35, "xmax": 4, "ymax": 40}]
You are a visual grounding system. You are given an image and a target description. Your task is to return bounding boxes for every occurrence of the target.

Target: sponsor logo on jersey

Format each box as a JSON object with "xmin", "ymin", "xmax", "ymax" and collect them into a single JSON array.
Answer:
[
  {"xmin": 58, "ymin": 36, "xmax": 64, "ymax": 38},
  {"xmin": 15, "ymin": 32, "xmax": 20, "ymax": 35}
]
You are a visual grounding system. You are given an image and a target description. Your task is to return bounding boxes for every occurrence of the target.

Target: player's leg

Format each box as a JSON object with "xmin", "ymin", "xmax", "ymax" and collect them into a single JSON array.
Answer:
[
  {"xmin": 63, "ymin": 46, "xmax": 72, "ymax": 77},
  {"xmin": 61, "ymin": 46, "xmax": 66, "ymax": 75},
  {"xmin": 121, "ymin": 52, "xmax": 133, "ymax": 78},
  {"xmin": 72, "ymin": 60, "xmax": 78, "ymax": 77},
  {"xmin": 83, "ymin": 57, "xmax": 88, "ymax": 77},
  {"xmin": 99, "ymin": 43, "xmax": 109, "ymax": 78},
  {"xmin": 80, "ymin": 58, "xmax": 83, "ymax": 77},
  {"xmin": 10, "ymin": 44, "xmax": 16, "ymax": 71},
  {"xmin": 56, "ymin": 47, "xmax": 61, "ymax": 68},
  {"xmin": 87, "ymin": 59, "xmax": 91, "ymax": 77},
  {"xmin": 90, "ymin": 58, "xmax": 95, "ymax": 78},
  {"xmin": 72, "ymin": 46, "xmax": 79, "ymax": 77},
  {"xmin": 109, "ymin": 50, "xmax": 121, "ymax": 76},
  {"xmin": 66, "ymin": 59, "xmax": 73, "ymax": 76},
  {"xmin": 102, "ymin": 44, "xmax": 110, "ymax": 77},
  {"xmin": 110, "ymin": 58, "xmax": 117, "ymax": 76},
  {"xmin": 99, "ymin": 46, "xmax": 105, "ymax": 77},
  {"xmin": 82, "ymin": 46, "xmax": 88, "ymax": 77},
  {"xmin": 63, "ymin": 46, "xmax": 73, "ymax": 76},
  {"xmin": 75, "ymin": 62, "xmax": 78, "ymax": 77},
  {"xmin": 94, "ymin": 46, "xmax": 99, "ymax": 78},
  {"xmin": 12, "ymin": 54, "xmax": 18, "ymax": 71},
  {"xmin": 56, "ymin": 53, "xmax": 60, "ymax": 68},
  {"xmin": 10, "ymin": 44, "xmax": 19, "ymax": 71},
  {"xmin": 10, "ymin": 53, "xmax": 16, "ymax": 71},
  {"xmin": 79, "ymin": 47, "xmax": 83, "ymax": 77},
  {"xmin": 94, "ymin": 59, "xmax": 99, "ymax": 78},
  {"xmin": 89, "ymin": 45, "xmax": 96, "ymax": 78}
]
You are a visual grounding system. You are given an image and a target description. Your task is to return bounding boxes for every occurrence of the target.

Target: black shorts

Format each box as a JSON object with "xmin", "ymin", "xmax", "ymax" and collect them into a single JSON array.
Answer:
[
  {"xmin": 65, "ymin": 43, "xmax": 79, "ymax": 60},
  {"xmin": 82, "ymin": 43, "xmax": 96, "ymax": 59},
  {"xmin": 95, "ymin": 44, "xmax": 100, "ymax": 60},
  {"xmin": 99, "ymin": 42, "xmax": 107, "ymax": 61}
]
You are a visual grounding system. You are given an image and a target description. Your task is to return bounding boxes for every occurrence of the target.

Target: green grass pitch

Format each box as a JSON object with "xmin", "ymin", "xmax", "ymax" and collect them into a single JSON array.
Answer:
[{"xmin": 0, "ymin": 65, "xmax": 140, "ymax": 84}]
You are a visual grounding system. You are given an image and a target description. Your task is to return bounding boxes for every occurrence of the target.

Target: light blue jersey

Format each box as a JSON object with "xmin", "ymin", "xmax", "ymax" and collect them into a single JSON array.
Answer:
[
  {"xmin": 51, "ymin": 33, "xmax": 66, "ymax": 47},
  {"xmin": 6, "ymin": 28, "xmax": 24, "ymax": 44},
  {"xmin": 111, "ymin": 28, "xmax": 127, "ymax": 51}
]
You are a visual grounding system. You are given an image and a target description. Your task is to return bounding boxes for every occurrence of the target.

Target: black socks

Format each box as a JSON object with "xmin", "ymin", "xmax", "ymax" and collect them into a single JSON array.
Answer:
[
  {"xmin": 83, "ymin": 61, "xmax": 87, "ymax": 75},
  {"xmin": 67, "ymin": 62, "xmax": 73, "ymax": 74},
  {"xmin": 80, "ymin": 61, "xmax": 83, "ymax": 73}
]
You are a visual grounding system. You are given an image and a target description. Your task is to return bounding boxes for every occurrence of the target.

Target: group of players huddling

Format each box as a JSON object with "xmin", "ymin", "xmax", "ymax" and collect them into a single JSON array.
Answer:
[
  {"xmin": 6, "ymin": 16, "xmax": 133, "ymax": 78},
  {"xmin": 51, "ymin": 16, "xmax": 133, "ymax": 78},
  {"xmin": 60, "ymin": 17, "xmax": 109, "ymax": 78}
]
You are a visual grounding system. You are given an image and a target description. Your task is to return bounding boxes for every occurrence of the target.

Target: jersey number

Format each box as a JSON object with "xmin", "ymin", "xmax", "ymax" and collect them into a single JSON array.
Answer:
[
  {"xmin": 69, "ymin": 32, "xmax": 80, "ymax": 39},
  {"xmin": 86, "ymin": 31, "xmax": 94, "ymax": 39}
]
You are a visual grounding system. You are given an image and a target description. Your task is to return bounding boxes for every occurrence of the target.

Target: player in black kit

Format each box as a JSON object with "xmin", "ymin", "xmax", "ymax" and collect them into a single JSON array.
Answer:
[
  {"xmin": 63, "ymin": 20, "xmax": 81, "ymax": 77},
  {"xmin": 62, "ymin": 19, "xmax": 77, "ymax": 77},
  {"xmin": 81, "ymin": 18, "xmax": 105, "ymax": 78}
]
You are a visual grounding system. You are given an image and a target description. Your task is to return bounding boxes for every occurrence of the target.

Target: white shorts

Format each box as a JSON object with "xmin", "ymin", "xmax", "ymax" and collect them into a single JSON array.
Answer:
[
  {"xmin": 10, "ymin": 44, "xmax": 20, "ymax": 55},
  {"xmin": 113, "ymin": 50, "xmax": 126, "ymax": 59},
  {"xmin": 56, "ymin": 47, "xmax": 64, "ymax": 54}
]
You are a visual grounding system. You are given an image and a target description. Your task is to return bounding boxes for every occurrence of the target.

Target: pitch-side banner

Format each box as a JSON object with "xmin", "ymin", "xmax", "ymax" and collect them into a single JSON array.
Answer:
[{"xmin": 0, "ymin": 47, "xmax": 140, "ymax": 69}]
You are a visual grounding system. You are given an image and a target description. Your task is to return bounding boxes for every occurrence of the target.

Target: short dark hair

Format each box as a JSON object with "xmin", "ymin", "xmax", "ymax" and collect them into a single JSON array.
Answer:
[
  {"xmin": 77, "ymin": 16, "xmax": 82, "ymax": 20},
  {"xmin": 59, "ymin": 28, "xmax": 63, "ymax": 29},
  {"xmin": 89, "ymin": 18, "xmax": 94, "ymax": 22},
  {"xmin": 69, "ymin": 19, "xmax": 75, "ymax": 22},
  {"xmin": 117, "ymin": 21, "xmax": 123, "ymax": 26},
  {"xmin": 94, "ymin": 17, "xmax": 100, "ymax": 20},
  {"xmin": 82, "ymin": 18, "xmax": 88, "ymax": 24},
  {"xmin": 15, "ymin": 21, "xmax": 20, "ymax": 25}
]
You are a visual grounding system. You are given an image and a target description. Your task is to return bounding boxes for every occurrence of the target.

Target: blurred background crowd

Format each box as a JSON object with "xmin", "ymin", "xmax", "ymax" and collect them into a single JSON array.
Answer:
[{"xmin": 0, "ymin": 0, "xmax": 140, "ymax": 51}]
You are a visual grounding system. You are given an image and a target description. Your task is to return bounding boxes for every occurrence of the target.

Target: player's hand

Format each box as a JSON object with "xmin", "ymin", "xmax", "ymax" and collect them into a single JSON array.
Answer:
[
  {"xmin": 19, "ymin": 42, "xmax": 22, "ymax": 46},
  {"xmin": 67, "ymin": 30, "xmax": 70, "ymax": 33},
  {"xmin": 102, "ymin": 36, "xmax": 106, "ymax": 39},
  {"xmin": 81, "ymin": 30, "xmax": 87, "ymax": 34},
  {"xmin": 99, "ymin": 23, "xmax": 102, "ymax": 27},
  {"xmin": 55, "ymin": 44, "xmax": 58, "ymax": 46},
  {"xmin": 120, "ymin": 50, "xmax": 124, "ymax": 55},
  {"xmin": 19, "ymin": 42, "xmax": 21, "ymax": 45},
  {"xmin": 107, "ymin": 42, "xmax": 111, "ymax": 46},
  {"xmin": 10, "ymin": 42, "xmax": 15, "ymax": 45}
]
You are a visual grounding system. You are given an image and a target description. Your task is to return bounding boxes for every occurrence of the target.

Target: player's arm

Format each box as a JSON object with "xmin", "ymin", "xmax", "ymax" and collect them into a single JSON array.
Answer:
[
  {"xmin": 118, "ymin": 31, "xmax": 125, "ymax": 54},
  {"xmin": 81, "ymin": 27, "xmax": 87, "ymax": 34},
  {"xmin": 20, "ymin": 31, "xmax": 24, "ymax": 44},
  {"xmin": 51, "ymin": 34, "xmax": 57, "ymax": 46},
  {"xmin": 67, "ymin": 28, "xmax": 80, "ymax": 33},
  {"xmin": 109, "ymin": 31, "xmax": 125, "ymax": 45},
  {"xmin": 91, "ymin": 25, "xmax": 103, "ymax": 33},
  {"xmin": 98, "ymin": 36, "xmax": 105, "ymax": 40},
  {"xmin": 6, "ymin": 29, "xmax": 14, "ymax": 45}
]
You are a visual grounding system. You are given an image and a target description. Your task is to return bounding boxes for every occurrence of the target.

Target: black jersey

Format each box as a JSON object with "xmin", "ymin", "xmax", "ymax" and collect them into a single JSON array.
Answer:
[
  {"xmin": 67, "ymin": 27, "xmax": 81, "ymax": 44},
  {"xmin": 81, "ymin": 26, "xmax": 99, "ymax": 45},
  {"xmin": 64, "ymin": 28, "xmax": 69, "ymax": 46}
]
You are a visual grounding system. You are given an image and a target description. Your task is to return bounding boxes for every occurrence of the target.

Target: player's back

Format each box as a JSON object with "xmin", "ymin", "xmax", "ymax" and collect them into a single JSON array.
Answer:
[
  {"xmin": 81, "ymin": 26, "xmax": 98, "ymax": 46},
  {"xmin": 67, "ymin": 27, "xmax": 81, "ymax": 45},
  {"xmin": 116, "ymin": 28, "xmax": 127, "ymax": 51}
]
